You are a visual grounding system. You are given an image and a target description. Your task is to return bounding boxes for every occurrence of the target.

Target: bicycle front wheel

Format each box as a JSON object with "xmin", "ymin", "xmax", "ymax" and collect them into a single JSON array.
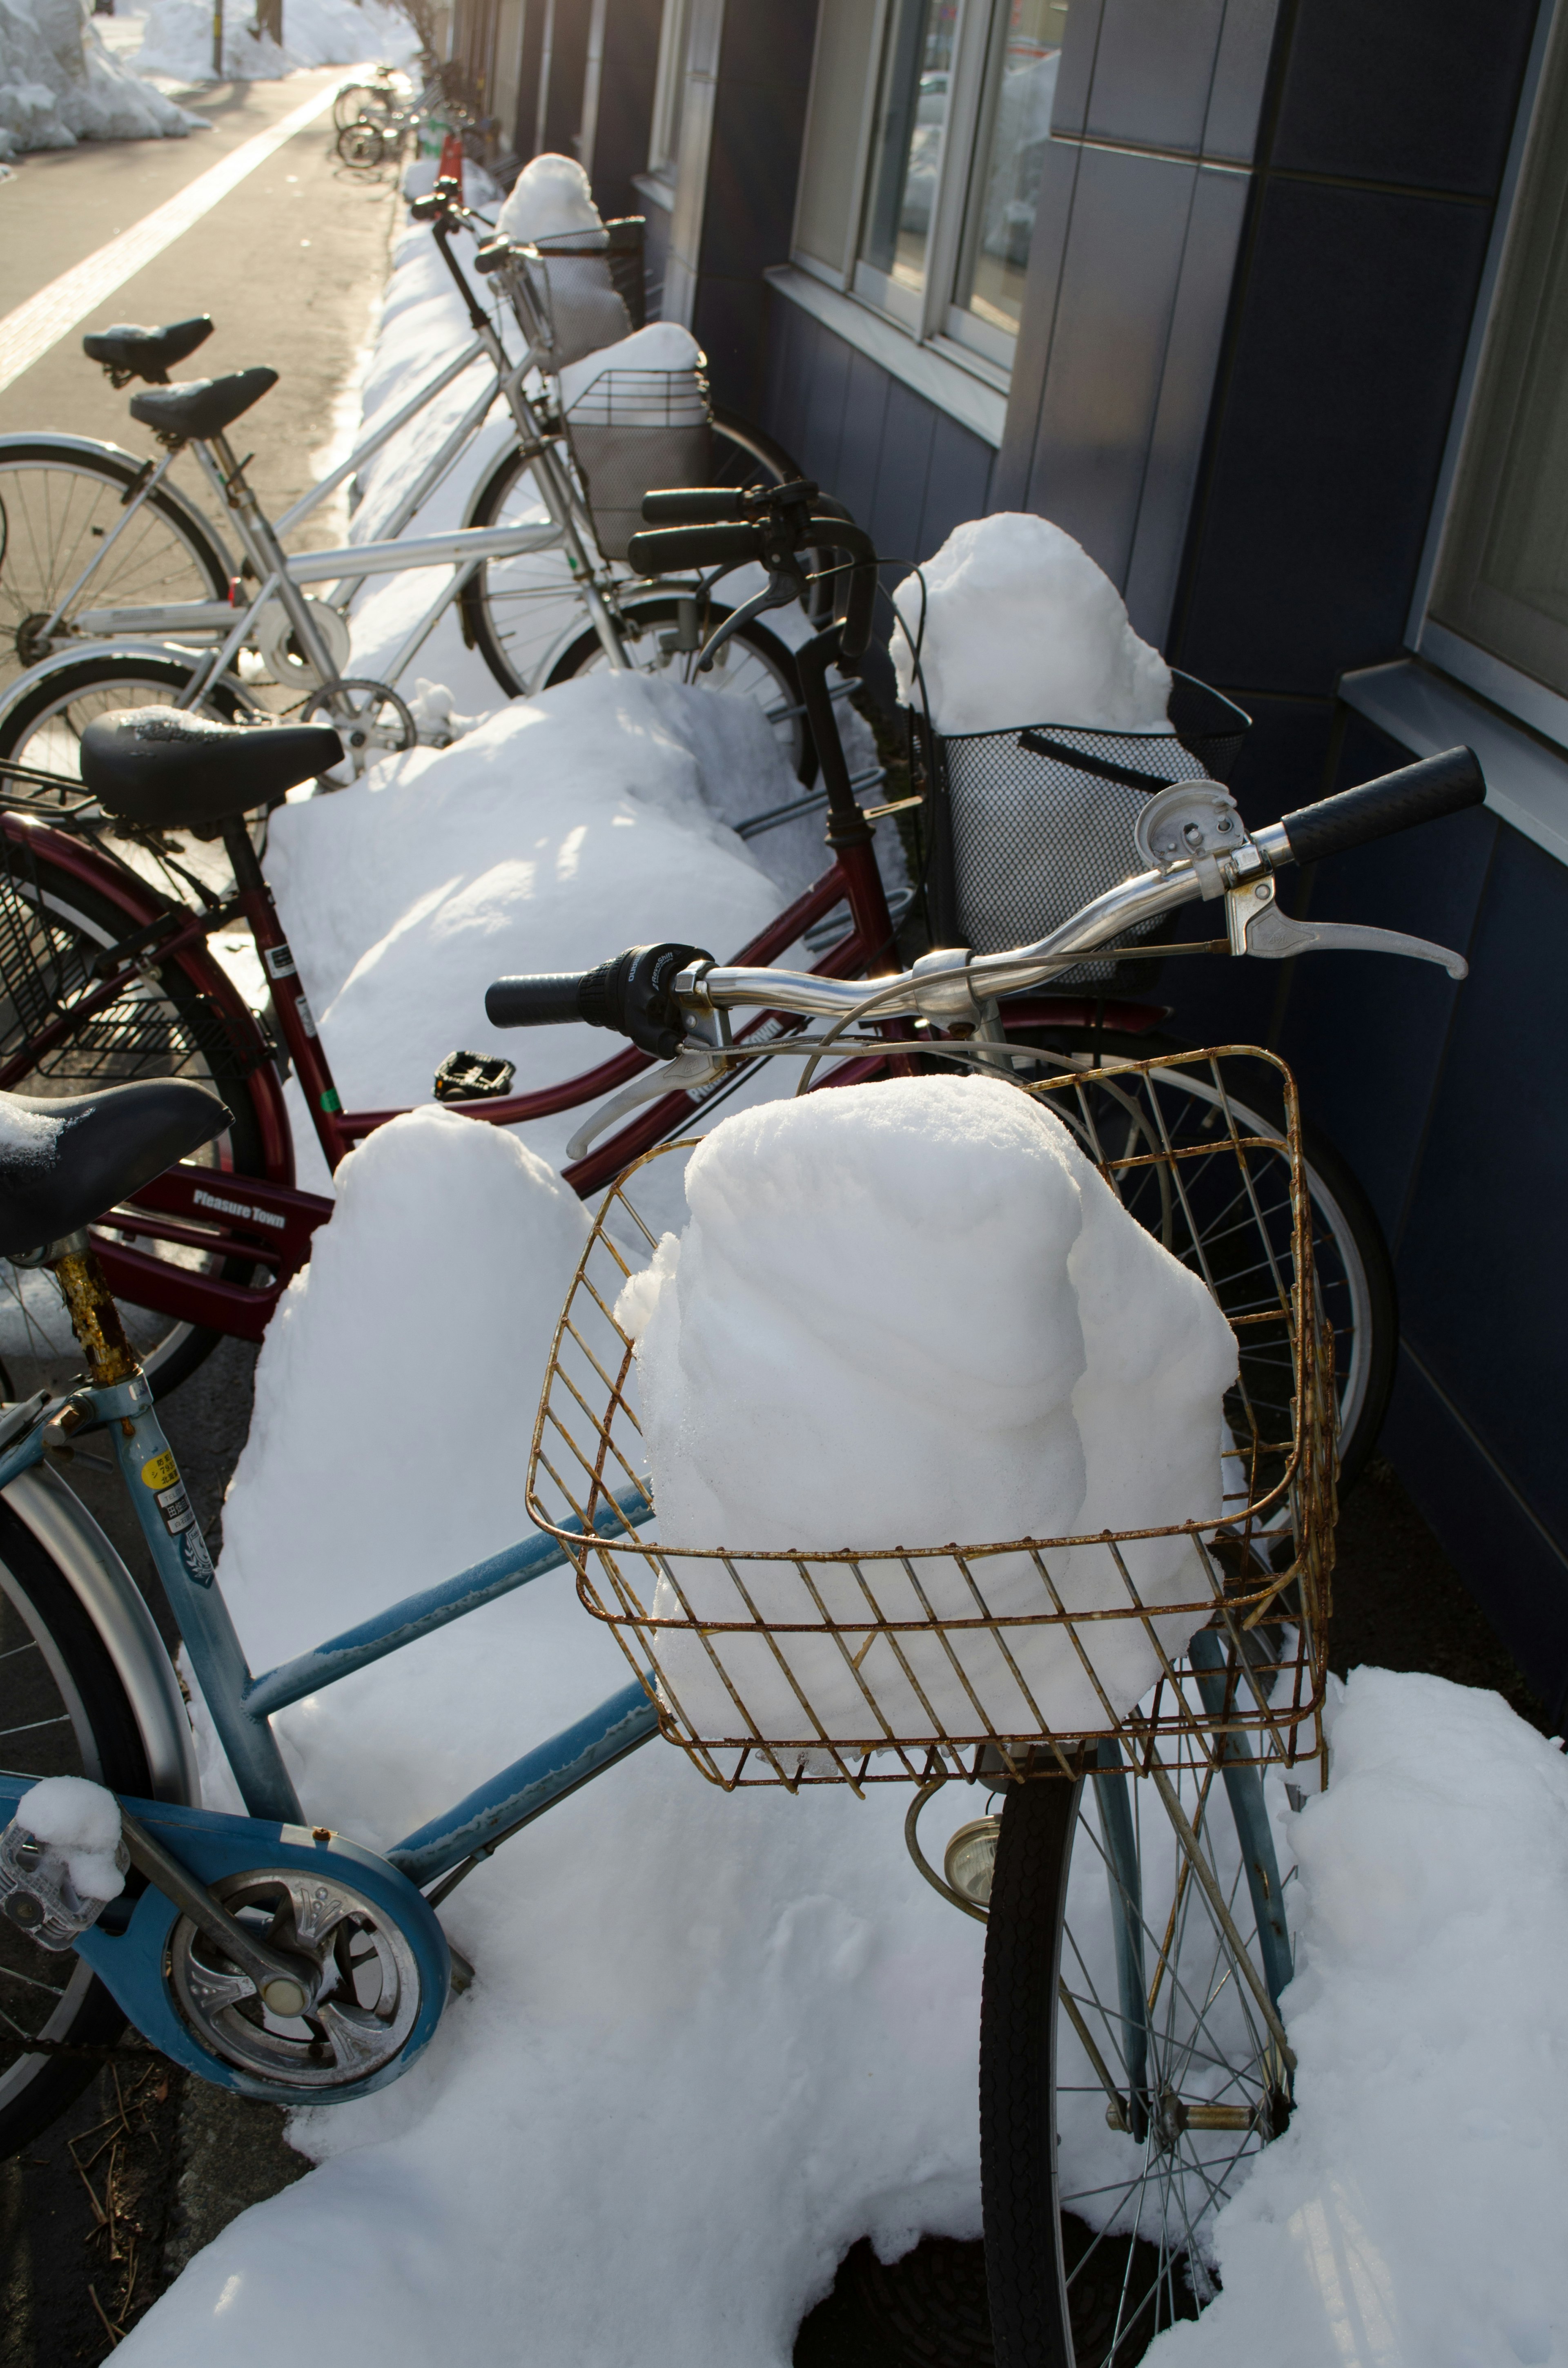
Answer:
[
  {"xmin": 980, "ymin": 1750, "xmax": 1293, "ymax": 2364},
  {"xmin": 336, "ymin": 120, "xmax": 389, "ymax": 172},
  {"xmin": 0, "ymin": 1494, "xmax": 163, "ymax": 2158},
  {"xmin": 0, "ymin": 830, "xmax": 273, "ymax": 1397},
  {"xmin": 1009, "ymin": 1029, "xmax": 1395, "ymax": 1491},
  {"xmin": 0, "ymin": 441, "xmax": 230, "ymax": 707},
  {"xmin": 545, "ymin": 598, "xmax": 812, "ymax": 780}
]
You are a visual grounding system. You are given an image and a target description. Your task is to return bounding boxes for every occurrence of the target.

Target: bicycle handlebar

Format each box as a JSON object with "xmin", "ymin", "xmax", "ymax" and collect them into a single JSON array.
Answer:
[
  {"xmin": 483, "ymin": 747, "xmax": 1485, "ymax": 1052},
  {"xmin": 626, "ymin": 513, "xmax": 879, "ymax": 659},
  {"xmin": 1279, "ymin": 744, "xmax": 1483, "ymax": 865},
  {"xmin": 638, "ymin": 490, "xmax": 749, "ymax": 525}
]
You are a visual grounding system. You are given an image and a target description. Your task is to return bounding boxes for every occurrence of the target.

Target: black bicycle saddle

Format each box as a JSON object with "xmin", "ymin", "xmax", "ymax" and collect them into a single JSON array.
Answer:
[
  {"xmin": 80, "ymin": 708, "xmax": 344, "ymax": 832},
  {"xmin": 0, "ymin": 1079, "xmax": 231, "ymax": 1259},
  {"xmin": 82, "ymin": 316, "xmax": 214, "ymax": 385},
  {"xmin": 129, "ymin": 367, "xmax": 278, "ymax": 445}
]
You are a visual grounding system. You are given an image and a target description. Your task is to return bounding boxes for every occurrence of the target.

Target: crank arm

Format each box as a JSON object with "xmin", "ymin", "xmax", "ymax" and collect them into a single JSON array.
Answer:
[
  {"xmin": 1227, "ymin": 876, "xmax": 1468, "ymax": 977},
  {"xmin": 120, "ymin": 1810, "xmax": 320, "ymax": 2016}
]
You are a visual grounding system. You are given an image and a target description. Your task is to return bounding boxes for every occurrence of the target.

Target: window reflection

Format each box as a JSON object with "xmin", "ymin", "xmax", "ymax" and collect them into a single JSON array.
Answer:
[
  {"xmin": 861, "ymin": 0, "xmax": 958, "ymax": 296},
  {"xmin": 956, "ymin": 0, "xmax": 1065, "ymax": 333}
]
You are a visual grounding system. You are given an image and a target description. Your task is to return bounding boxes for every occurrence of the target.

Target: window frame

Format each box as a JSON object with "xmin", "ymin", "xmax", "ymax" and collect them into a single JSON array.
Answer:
[
  {"xmin": 790, "ymin": 0, "xmax": 1053, "ymax": 387},
  {"xmin": 1407, "ymin": 0, "xmax": 1568, "ymax": 750},
  {"xmin": 647, "ymin": 0, "xmax": 692, "ymax": 183}
]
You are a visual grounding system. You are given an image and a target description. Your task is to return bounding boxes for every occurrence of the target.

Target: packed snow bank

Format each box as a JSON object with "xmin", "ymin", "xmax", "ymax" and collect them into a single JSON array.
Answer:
[
  {"xmin": 496, "ymin": 149, "xmax": 603, "ymax": 243},
  {"xmin": 0, "ymin": 0, "xmax": 201, "ymax": 157},
  {"xmin": 1147, "ymin": 1669, "xmax": 1568, "ymax": 2368},
  {"xmin": 134, "ymin": 0, "xmax": 414, "ymax": 81},
  {"xmin": 891, "ymin": 513, "xmax": 1172, "ymax": 736},
  {"xmin": 116, "ymin": 1109, "xmax": 1568, "ymax": 2365},
  {"xmin": 118, "ymin": 1104, "xmax": 988, "ymax": 2368},
  {"xmin": 618, "ymin": 1076, "xmax": 1237, "ymax": 1741},
  {"xmin": 264, "ymin": 673, "xmax": 802, "ymax": 1171},
  {"xmin": 11, "ymin": 1775, "xmax": 125, "ymax": 1900}
]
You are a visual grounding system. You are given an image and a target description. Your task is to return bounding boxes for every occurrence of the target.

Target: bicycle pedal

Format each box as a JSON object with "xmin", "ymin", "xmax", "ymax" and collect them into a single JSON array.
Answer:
[{"xmin": 433, "ymin": 1049, "xmax": 516, "ymax": 1102}]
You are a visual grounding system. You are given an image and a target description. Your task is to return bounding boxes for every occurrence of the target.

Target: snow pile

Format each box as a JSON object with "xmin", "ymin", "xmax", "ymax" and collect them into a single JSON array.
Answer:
[
  {"xmin": 1150, "ymin": 1670, "xmax": 1568, "ymax": 2368},
  {"xmin": 118, "ymin": 1104, "xmax": 988, "ymax": 2368},
  {"xmin": 891, "ymin": 513, "xmax": 1172, "ymax": 736},
  {"xmin": 496, "ymin": 150, "xmax": 604, "ymax": 243},
  {"xmin": 559, "ymin": 318, "xmax": 705, "ymax": 415},
  {"xmin": 0, "ymin": 0, "xmax": 201, "ymax": 158},
  {"xmin": 13, "ymin": 1774, "xmax": 125, "ymax": 1900},
  {"xmin": 264, "ymin": 673, "xmax": 801, "ymax": 1174},
  {"xmin": 134, "ymin": 0, "xmax": 414, "ymax": 82},
  {"xmin": 111, "ymin": 1105, "xmax": 1568, "ymax": 2364},
  {"xmin": 617, "ymin": 1076, "xmax": 1237, "ymax": 1743}
]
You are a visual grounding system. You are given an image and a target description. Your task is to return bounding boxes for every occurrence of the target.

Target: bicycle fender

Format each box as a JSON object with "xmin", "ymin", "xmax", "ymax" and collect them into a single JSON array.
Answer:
[
  {"xmin": 3, "ymin": 1466, "xmax": 199, "ymax": 1805},
  {"xmin": 0, "ymin": 1784, "xmax": 452, "ymax": 2104}
]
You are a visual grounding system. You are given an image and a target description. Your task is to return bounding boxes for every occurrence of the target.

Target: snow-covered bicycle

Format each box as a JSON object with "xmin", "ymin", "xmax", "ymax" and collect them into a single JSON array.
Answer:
[
  {"xmin": 0, "ymin": 204, "xmax": 812, "ymax": 771},
  {"xmin": 0, "ymin": 621, "xmax": 1481, "ymax": 2365}
]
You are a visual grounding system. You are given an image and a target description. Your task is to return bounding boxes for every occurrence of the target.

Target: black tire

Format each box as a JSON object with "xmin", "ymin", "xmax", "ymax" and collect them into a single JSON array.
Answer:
[
  {"xmin": 0, "ymin": 649, "xmax": 254, "ymax": 777},
  {"xmin": 336, "ymin": 120, "xmax": 388, "ymax": 172},
  {"xmin": 461, "ymin": 418, "xmax": 826, "ymax": 750},
  {"xmin": 0, "ymin": 1494, "xmax": 158, "ymax": 2158},
  {"xmin": 0, "ymin": 441, "xmax": 231, "ymax": 706},
  {"xmin": 544, "ymin": 600, "xmax": 814, "ymax": 783},
  {"xmin": 1004, "ymin": 1023, "xmax": 1396, "ymax": 1491},
  {"xmin": 0, "ymin": 833, "xmax": 273, "ymax": 1399},
  {"xmin": 980, "ymin": 1762, "xmax": 1291, "ymax": 2365}
]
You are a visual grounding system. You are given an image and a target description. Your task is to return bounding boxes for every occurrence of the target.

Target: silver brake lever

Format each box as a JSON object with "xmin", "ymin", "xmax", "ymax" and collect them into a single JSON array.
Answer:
[
  {"xmin": 1227, "ymin": 875, "xmax": 1468, "ymax": 978},
  {"xmin": 565, "ymin": 1046, "xmax": 732, "ymax": 1162},
  {"xmin": 695, "ymin": 570, "xmax": 803, "ymax": 672}
]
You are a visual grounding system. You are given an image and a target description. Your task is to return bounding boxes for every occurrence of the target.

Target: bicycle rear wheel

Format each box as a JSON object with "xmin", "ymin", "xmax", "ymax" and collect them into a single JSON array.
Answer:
[
  {"xmin": 0, "ymin": 649, "xmax": 256, "ymax": 776},
  {"xmin": 0, "ymin": 832, "xmax": 273, "ymax": 1398},
  {"xmin": 0, "ymin": 442, "xmax": 230, "ymax": 707},
  {"xmin": 980, "ymin": 1747, "xmax": 1292, "ymax": 2365},
  {"xmin": 0, "ymin": 1495, "xmax": 160, "ymax": 2158}
]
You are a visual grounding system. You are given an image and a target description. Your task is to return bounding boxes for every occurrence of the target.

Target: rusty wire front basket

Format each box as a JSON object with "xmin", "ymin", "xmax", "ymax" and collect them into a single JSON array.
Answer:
[{"xmin": 527, "ymin": 1048, "xmax": 1335, "ymax": 1791}]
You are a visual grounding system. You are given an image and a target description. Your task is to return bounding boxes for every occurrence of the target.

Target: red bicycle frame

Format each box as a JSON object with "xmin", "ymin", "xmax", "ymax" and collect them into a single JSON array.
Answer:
[{"xmin": 0, "ymin": 638, "xmax": 1162, "ymax": 1345}]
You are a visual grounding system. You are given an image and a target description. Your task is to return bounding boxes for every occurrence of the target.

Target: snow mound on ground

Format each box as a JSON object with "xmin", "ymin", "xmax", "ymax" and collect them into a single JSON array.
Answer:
[
  {"xmin": 0, "ymin": 0, "xmax": 201, "ymax": 157},
  {"xmin": 263, "ymin": 673, "xmax": 794, "ymax": 1157},
  {"xmin": 134, "ymin": 0, "xmax": 413, "ymax": 82},
  {"xmin": 891, "ymin": 513, "xmax": 1172, "ymax": 736},
  {"xmin": 496, "ymin": 149, "xmax": 602, "ymax": 243},
  {"xmin": 1147, "ymin": 1669, "xmax": 1568, "ymax": 2368},
  {"xmin": 618, "ymin": 1076, "xmax": 1236, "ymax": 1741},
  {"xmin": 118, "ymin": 1097, "xmax": 988, "ymax": 2368},
  {"xmin": 14, "ymin": 1775, "xmax": 125, "ymax": 1900}
]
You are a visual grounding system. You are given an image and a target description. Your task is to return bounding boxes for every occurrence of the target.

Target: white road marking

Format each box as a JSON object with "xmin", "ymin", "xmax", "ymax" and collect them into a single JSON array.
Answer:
[{"xmin": 0, "ymin": 80, "xmax": 340, "ymax": 397}]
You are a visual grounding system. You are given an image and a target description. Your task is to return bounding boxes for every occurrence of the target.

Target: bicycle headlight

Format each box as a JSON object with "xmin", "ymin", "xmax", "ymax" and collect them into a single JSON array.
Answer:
[{"xmin": 943, "ymin": 1817, "xmax": 1000, "ymax": 1911}]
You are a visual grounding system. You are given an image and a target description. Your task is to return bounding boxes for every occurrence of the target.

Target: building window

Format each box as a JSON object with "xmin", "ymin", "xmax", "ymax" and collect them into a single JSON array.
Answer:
[
  {"xmin": 1424, "ymin": 7, "xmax": 1568, "ymax": 724},
  {"xmin": 795, "ymin": 0, "xmax": 1065, "ymax": 377}
]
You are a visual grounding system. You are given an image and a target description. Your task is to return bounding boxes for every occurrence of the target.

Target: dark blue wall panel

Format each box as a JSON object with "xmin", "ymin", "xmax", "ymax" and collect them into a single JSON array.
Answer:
[{"xmin": 759, "ymin": 292, "xmax": 996, "ymax": 572}]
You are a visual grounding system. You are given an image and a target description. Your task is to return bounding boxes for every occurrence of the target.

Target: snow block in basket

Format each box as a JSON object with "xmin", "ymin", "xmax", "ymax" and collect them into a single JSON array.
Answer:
[{"xmin": 615, "ymin": 1077, "xmax": 1238, "ymax": 1747}]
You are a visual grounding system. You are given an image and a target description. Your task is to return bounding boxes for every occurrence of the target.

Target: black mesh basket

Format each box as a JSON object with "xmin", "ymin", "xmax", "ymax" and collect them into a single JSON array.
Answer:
[{"xmin": 921, "ymin": 671, "xmax": 1250, "ymax": 990}]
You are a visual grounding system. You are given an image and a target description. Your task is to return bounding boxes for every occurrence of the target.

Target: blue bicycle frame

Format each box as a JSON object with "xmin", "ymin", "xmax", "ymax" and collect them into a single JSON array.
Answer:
[{"xmin": 0, "ymin": 1365, "xmax": 657, "ymax": 2100}]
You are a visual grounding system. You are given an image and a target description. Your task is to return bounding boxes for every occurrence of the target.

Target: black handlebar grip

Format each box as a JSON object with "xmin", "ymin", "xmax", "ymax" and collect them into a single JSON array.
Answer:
[
  {"xmin": 639, "ymin": 488, "xmax": 748, "ymax": 525},
  {"xmin": 626, "ymin": 521, "xmax": 763, "ymax": 574},
  {"xmin": 484, "ymin": 974, "xmax": 588, "ymax": 1029},
  {"xmin": 1280, "ymin": 746, "xmax": 1485, "ymax": 867}
]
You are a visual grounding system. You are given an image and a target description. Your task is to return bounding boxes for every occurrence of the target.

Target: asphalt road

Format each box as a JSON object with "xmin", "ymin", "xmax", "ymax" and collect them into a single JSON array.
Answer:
[
  {"xmin": 0, "ymin": 68, "xmax": 400, "ymax": 551},
  {"xmin": 0, "ymin": 77, "xmax": 398, "ymax": 2361}
]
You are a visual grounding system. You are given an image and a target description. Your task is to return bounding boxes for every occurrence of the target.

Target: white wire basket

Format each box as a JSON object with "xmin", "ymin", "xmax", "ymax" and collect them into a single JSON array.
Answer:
[{"xmin": 562, "ymin": 366, "xmax": 712, "ymax": 563}]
